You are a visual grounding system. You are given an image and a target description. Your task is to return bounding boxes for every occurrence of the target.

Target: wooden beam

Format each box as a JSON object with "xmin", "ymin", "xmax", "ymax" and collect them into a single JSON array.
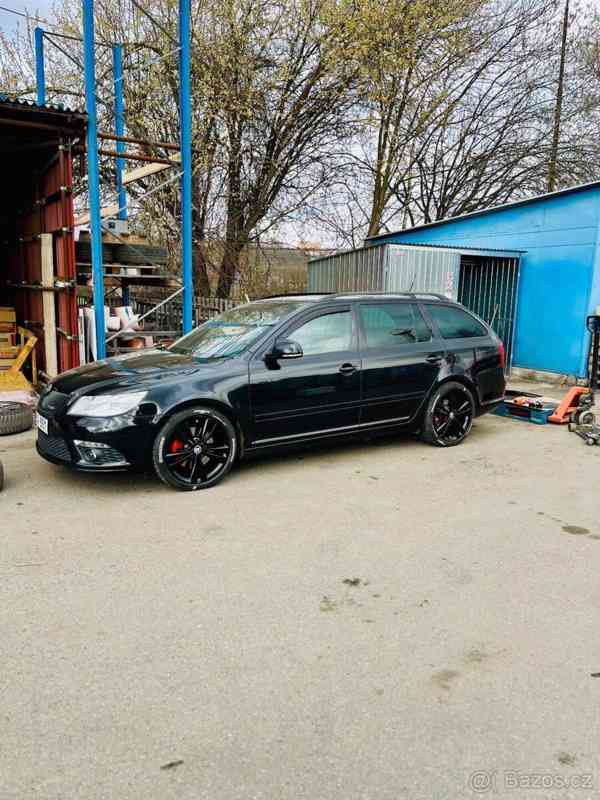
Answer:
[
  {"xmin": 98, "ymin": 148, "xmax": 177, "ymax": 166},
  {"xmin": 75, "ymin": 202, "xmax": 120, "ymax": 227},
  {"xmin": 40, "ymin": 233, "xmax": 58, "ymax": 379},
  {"xmin": 122, "ymin": 152, "xmax": 180, "ymax": 185},
  {"xmin": 98, "ymin": 131, "xmax": 180, "ymax": 151}
]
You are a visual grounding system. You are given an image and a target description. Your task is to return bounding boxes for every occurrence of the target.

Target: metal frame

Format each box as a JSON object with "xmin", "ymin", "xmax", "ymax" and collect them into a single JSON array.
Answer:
[{"xmin": 35, "ymin": 1, "xmax": 196, "ymax": 362}]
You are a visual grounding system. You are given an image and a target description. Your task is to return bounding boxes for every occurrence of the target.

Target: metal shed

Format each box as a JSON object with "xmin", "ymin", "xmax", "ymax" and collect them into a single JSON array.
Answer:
[{"xmin": 308, "ymin": 243, "xmax": 522, "ymax": 369}]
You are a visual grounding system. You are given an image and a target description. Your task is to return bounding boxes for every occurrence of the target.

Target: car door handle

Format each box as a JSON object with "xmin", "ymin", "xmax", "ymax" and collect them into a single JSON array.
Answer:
[
  {"xmin": 425, "ymin": 354, "xmax": 443, "ymax": 365},
  {"xmin": 339, "ymin": 362, "xmax": 358, "ymax": 375}
]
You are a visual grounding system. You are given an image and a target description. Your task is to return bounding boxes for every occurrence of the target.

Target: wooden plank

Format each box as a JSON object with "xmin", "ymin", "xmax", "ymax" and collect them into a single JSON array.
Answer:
[
  {"xmin": 40, "ymin": 233, "xmax": 58, "ymax": 379},
  {"xmin": 9, "ymin": 332, "xmax": 38, "ymax": 376},
  {"xmin": 75, "ymin": 203, "xmax": 120, "ymax": 227},
  {"xmin": 122, "ymin": 153, "xmax": 180, "ymax": 186}
]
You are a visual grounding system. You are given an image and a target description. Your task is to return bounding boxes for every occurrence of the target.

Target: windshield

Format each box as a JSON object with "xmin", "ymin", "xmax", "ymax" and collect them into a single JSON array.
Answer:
[{"xmin": 169, "ymin": 300, "xmax": 309, "ymax": 359}]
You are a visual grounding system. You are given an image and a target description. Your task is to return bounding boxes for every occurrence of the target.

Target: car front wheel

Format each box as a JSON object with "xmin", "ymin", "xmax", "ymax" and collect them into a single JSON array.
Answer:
[
  {"xmin": 421, "ymin": 381, "xmax": 475, "ymax": 447},
  {"xmin": 153, "ymin": 406, "xmax": 237, "ymax": 490}
]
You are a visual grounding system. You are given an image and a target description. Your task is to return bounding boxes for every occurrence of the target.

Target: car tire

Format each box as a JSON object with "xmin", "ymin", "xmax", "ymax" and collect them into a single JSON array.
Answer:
[
  {"xmin": 153, "ymin": 406, "xmax": 237, "ymax": 491},
  {"xmin": 421, "ymin": 381, "xmax": 475, "ymax": 447},
  {"xmin": 0, "ymin": 402, "xmax": 34, "ymax": 436}
]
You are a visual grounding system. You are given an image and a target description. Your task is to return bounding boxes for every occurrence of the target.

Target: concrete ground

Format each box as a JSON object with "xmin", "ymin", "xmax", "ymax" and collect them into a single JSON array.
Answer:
[{"xmin": 1, "ymin": 390, "xmax": 599, "ymax": 800}]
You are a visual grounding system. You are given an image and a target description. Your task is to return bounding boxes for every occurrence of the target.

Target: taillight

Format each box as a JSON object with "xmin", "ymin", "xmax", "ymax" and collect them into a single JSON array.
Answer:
[{"xmin": 498, "ymin": 340, "xmax": 506, "ymax": 370}]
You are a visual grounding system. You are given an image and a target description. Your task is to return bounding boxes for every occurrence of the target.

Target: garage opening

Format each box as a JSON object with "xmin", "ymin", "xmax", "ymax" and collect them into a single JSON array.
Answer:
[
  {"xmin": 457, "ymin": 254, "xmax": 520, "ymax": 370},
  {"xmin": 0, "ymin": 97, "xmax": 87, "ymax": 383}
]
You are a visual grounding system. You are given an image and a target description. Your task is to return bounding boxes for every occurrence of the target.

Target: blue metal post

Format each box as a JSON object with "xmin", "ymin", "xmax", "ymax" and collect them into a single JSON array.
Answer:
[
  {"xmin": 179, "ymin": 0, "xmax": 194, "ymax": 332},
  {"xmin": 82, "ymin": 0, "xmax": 106, "ymax": 359},
  {"xmin": 34, "ymin": 27, "xmax": 45, "ymax": 106},
  {"xmin": 112, "ymin": 43, "xmax": 127, "ymax": 222}
]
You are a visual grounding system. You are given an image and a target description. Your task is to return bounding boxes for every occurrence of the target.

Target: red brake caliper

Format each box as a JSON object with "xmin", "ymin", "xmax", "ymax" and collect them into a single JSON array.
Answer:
[{"xmin": 170, "ymin": 438, "xmax": 184, "ymax": 454}]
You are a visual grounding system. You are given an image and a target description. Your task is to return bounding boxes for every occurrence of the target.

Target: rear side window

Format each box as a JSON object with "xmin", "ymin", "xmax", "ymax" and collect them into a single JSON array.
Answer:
[
  {"xmin": 426, "ymin": 305, "xmax": 487, "ymax": 339},
  {"xmin": 359, "ymin": 302, "xmax": 432, "ymax": 349}
]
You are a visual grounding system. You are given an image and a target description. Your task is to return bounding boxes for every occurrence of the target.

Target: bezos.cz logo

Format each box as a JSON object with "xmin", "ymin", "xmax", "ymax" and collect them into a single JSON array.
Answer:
[{"xmin": 468, "ymin": 769, "xmax": 593, "ymax": 793}]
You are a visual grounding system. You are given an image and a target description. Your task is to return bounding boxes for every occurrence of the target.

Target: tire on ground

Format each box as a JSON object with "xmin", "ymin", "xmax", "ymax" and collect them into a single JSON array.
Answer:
[
  {"xmin": 0, "ymin": 402, "xmax": 34, "ymax": 436},
  {"xmin": 421, "ymin": 381, "xmax": 475, "ymax": 447}
]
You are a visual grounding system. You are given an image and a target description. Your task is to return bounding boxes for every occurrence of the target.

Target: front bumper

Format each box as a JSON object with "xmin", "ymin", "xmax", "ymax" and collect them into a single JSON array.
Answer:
[
  {"xmin": 35, "ymin": 393, "xmax": 156, "ymax": 471},
  {"xmin": 36, "ymin": 431, "xmax": 132, "ymax": 470}
]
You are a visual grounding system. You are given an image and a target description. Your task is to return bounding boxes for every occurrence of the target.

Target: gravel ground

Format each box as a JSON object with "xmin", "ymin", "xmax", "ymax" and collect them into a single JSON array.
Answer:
[{"xmin": 1, "ymin": 402, "xmax": 599, "ymax": 800}]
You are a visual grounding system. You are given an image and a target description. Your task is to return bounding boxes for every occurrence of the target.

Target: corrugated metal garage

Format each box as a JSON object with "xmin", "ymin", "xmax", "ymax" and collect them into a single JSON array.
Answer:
[{"xmin": 361, "ymin": 182, "xmax": 600, "ymax": 379}]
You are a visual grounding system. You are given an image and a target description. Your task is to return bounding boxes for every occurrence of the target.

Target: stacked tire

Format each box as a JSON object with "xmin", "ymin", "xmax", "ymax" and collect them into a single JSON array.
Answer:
[{"xmin": 0, "ymin": 402, "xmax": 34, "ymax": 436}]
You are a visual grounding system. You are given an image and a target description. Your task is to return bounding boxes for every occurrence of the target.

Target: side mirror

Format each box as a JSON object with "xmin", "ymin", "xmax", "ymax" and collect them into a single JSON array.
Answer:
[{"xmin": 271, "ymin": 338, "xmax": 303, "ymax": 359}]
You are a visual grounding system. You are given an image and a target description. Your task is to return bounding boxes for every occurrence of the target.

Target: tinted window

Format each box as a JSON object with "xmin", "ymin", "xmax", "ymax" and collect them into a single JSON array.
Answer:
[
  {"xmin": 170, "ymin": 300, "xmax": 308, "ymax": 359},
  {"xmin": 426, "ymin": 305, "xmax": 487, "ymax": 338},
  {"xmin": 290, "ymin": 311, "xmax": 352, "ymax": 356},
  {"xmin": 359, "ymin": 303, "xmax": 432, "ymax": 349}
]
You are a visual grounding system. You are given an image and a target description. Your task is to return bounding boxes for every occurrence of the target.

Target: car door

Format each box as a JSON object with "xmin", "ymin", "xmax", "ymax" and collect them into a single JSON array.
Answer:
[
  {"xmin": 248, "ymin": 305, "xmax": 361, "ymax": 445},
  {"xmin": 422, "ymin": 303, "xmax": 504, "ymax": 403},
  {"xmin": 357, "ymin": 301, "xmax": 444, "ymax": 425}
]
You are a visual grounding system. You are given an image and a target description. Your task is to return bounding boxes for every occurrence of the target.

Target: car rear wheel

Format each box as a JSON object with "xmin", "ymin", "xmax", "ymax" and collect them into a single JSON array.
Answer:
[
  {"xmin": 153, "ymin": 407, "xmax": 237, "ymax": 491},
  {"xmin": 422, "ymin": 382, "xmax": 475, "ymax": 447}
]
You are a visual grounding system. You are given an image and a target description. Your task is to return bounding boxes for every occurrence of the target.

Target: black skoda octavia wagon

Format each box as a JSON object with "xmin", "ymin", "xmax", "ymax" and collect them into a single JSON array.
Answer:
[{"xmin": 36, "ymin": 293, "xmax": 505, "ymax": 490}]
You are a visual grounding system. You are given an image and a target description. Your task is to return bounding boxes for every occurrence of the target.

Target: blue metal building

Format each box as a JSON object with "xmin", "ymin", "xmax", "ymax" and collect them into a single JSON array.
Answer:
[{"xmin": 367, "ymin": 182, "xmax": 600, "ymax": 379}]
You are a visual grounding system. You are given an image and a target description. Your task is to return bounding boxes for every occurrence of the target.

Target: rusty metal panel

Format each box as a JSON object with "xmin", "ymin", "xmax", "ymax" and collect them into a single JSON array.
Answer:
[{"xmin": 10, "ymin": 141, "xmax": 79, "ymax": 375}]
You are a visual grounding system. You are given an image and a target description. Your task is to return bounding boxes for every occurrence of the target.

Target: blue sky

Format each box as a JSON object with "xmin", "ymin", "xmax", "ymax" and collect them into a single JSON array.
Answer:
[{"xmin": 0, "ymin": 0, "xmax": 54, "ymax": 36}]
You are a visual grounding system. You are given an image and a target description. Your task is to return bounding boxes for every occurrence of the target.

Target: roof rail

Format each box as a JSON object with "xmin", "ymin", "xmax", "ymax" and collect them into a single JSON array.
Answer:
[
  {"xmin": 258, "ymin": 292, "xmax": 333, "ymax": 299},
  {"xmin": 258, "ymin": 291, "xmax": 450, "ymax": 301},
  {"xmin": 410, "ymin": 292, "xmax": 449, "ymax": 301},
  {"xmin": 333, "ymin": 291, "xmax": 450, "ymax": 301}
]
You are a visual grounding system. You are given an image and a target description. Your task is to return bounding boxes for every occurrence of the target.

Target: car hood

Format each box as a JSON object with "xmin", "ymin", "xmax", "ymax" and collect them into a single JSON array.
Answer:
[{"xmin": 51, "ymin": 349, "xmax": 230, "ymax": 395}]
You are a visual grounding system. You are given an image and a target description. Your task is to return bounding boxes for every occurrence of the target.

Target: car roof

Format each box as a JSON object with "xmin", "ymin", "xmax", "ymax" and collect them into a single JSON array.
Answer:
[{"xmin": 261, "ymin": 292, "xmax": 453, "ymax": 303}]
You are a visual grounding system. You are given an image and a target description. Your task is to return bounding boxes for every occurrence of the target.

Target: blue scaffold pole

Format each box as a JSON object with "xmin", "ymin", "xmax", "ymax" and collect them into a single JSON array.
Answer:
[
  {"xmin": 112, "ymin": 43, "xmax": 127, "ymax": 222},
  {"xmin": 34, "ymin": 27, "xmax": 45, "ymax": 106},
  {"xmin": 179, "ymin": 0, "xmax": 194, "ymax": 333},
  {"xmin": 82, "ymin": 0, "xmax": 106, "ymax": 359}
]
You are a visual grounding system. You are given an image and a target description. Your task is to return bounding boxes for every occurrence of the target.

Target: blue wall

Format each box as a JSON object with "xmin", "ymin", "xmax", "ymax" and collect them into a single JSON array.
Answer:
[{"xmin": 371, "ymin": 187, "xmax": 600, "ymax": 377}]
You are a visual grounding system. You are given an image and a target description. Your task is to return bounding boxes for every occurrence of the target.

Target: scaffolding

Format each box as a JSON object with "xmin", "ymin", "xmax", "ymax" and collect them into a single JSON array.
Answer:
[{"xmin": 33, "ymin": 0, "xmax": 194, "ymax": 360}]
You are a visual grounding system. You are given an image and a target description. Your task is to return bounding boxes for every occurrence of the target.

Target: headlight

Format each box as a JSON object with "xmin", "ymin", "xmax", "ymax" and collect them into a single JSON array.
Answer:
[{"xmin": 67, "ymin": 391, "xmax": 147, "ymax": 417}]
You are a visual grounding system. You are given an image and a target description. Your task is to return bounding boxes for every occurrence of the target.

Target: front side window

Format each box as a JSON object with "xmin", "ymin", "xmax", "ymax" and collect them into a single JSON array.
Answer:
[
  {"xmin": 359, "ymin": 303, "xmax": 432, "ymax": 349},
  {"xmin": 290, "ymin": 311, "xmax": 353, "ymax": 356},
  {"xmin": 170, "ymin": 300, "xmax": 308, "ymax": 359},
  {"xmin": 426, "ymin": 305, "xmax": 487, "ymax": 339}
]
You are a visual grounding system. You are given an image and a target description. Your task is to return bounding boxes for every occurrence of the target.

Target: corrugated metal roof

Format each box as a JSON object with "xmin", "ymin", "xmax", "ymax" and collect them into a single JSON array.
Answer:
[
  {"xmin": 309, "ymin": 241, "xmax": 525, "ymax": 266},
  {"xmin": 366, "ymin": 180, "xmax": 600, "ymax": 243},
  {"xmin": 385, "ymin": 242, "xmax": 525, "ymax": 257},
  {"xmin": 0, "ymin": 94, "xmax": 85, "ymax": 116}
]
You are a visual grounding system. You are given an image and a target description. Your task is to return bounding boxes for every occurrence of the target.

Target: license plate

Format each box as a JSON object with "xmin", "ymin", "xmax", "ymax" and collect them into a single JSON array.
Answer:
[{"xmin": 36, "ymin": 413, "xmax": 49, "ymax": 435}]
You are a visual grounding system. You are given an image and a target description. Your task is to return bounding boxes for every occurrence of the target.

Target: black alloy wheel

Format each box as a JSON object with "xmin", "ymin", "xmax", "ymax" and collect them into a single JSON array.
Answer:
[
  {"xmin": 422, "ymin": 382, "xmax": 475, "ymax": 447},
  {"xmin": 153, "ymin": 407, "xmax": 237, "ymax": 490}
]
